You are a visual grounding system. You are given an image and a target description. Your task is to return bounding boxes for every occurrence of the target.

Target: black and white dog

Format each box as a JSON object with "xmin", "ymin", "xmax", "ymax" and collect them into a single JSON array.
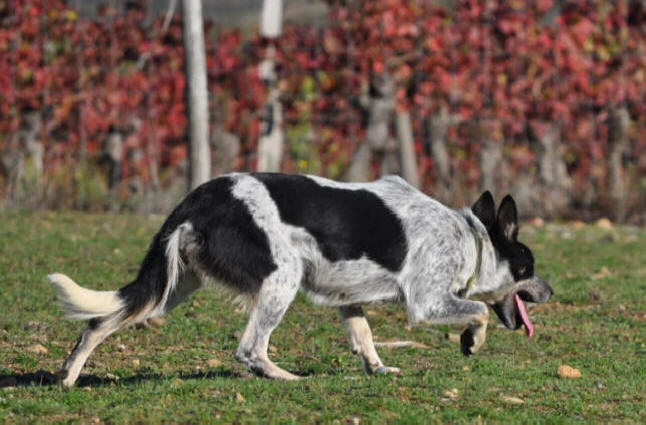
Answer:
[{"xmin": 50, "ymin": 173, "xmax": 552, "ymax": 387}]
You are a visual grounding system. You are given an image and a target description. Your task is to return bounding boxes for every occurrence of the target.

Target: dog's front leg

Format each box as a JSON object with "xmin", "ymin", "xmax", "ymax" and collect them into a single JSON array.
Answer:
[
  {"xmin": 459, "ymin": 311, "xmax": 489, "ymax": 356},
  {"xmin": 339, "ymin": 306, "xmax": 400, "ymax": 375},
  {"xmin": 408, "ymin": 293, "xmax": 489, "ymax": 356}
]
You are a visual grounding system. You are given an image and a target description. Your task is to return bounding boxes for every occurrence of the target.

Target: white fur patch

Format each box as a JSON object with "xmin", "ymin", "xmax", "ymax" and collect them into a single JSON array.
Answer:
[
  {"xmin": 48, "ymin": 273, "xmax": 124, "ymax": 320},
  {"xmin": 157, "ymin": 222, "xmax": 192, "ymax": 316}
]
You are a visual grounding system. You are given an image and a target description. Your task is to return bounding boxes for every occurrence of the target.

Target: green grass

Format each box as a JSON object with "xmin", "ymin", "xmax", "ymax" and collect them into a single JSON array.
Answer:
[{"xmin": 1, "ymin": 211, "xmax": 645, "ymax": 424}]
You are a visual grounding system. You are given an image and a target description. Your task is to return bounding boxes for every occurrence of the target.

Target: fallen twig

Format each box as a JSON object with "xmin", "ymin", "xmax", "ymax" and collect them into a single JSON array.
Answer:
[{"xmin": 374, "ymin": 340, "xmax": 429, "ymax": 349}]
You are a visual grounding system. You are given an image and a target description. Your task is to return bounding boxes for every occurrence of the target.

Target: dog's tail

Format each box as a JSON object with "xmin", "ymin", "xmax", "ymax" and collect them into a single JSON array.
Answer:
[
  {"xmin": 48, "ymin": 273, "xmax": 125, "ymax": 320},
  {"xmin": 50, "ymin": 222, "xmax": 193, "ymax": 323}
]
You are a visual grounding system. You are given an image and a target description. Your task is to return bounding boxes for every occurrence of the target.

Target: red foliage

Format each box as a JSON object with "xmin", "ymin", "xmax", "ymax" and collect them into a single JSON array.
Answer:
[{"xmin": 0, "ymin": 0, "xmax": 644, "ymax": 195}]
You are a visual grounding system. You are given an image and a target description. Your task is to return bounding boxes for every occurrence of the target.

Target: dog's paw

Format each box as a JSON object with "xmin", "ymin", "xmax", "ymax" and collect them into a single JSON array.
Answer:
[
  {"xmin": 374, "ymin": 366, "xmax": 401, "ymax": 375},
  {"xmin": 460, "ymin": 328, "xmax": 475, "ymax": 356}
]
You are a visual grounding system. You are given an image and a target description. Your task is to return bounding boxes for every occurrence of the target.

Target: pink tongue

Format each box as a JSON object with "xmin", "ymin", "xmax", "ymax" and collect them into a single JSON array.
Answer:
[{"xmin": 514, "ymin": 293, "xmax": 534, "ymax": 338}]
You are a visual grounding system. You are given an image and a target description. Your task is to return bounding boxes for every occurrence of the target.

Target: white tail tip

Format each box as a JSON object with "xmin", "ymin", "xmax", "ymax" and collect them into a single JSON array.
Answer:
[{"xmin": 48, "ymin": 273, "xmax": 124, "ymax": 320}]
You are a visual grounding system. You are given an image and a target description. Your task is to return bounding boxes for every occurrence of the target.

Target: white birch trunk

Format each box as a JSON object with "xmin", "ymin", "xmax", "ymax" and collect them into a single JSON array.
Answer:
[
  {"xmin": 182, "ymin": 0, "xmax": 210, "ymax": 191},
  {"xmin": 395, "ymin": 110, "xmax": 420, "ymax": 188}
]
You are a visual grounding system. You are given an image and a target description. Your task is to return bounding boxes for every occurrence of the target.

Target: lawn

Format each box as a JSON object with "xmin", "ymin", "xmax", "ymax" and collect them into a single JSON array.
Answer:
[{"xmin": 1, "ymin": 211, "xmax": 645, "ymax": 424}]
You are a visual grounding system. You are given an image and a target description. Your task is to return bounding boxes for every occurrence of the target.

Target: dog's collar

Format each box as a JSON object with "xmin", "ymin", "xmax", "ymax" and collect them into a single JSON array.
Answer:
[{"xmin": 458, "ymin": 225, "xmax": 483, "ymax": 298}]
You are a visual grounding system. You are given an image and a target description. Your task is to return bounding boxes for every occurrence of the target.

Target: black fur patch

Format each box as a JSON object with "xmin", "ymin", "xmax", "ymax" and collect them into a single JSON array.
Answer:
[
  {"xmin": 170, "ymin": 177, "xmax": 278, "ymax": 292},
  {"xmin": 460, "ymin": 327, "xmax": 475, "ymax": 356},
  {"xmin": 252, "ymin": 173, "xmax": 407, "ymax": 272},
  {"xmin": 119, "ymin": 176, "xmax": 276, "ymax": 313}
]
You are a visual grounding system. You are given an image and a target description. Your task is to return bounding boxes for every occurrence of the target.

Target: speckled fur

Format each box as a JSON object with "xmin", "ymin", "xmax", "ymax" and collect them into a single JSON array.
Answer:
[{"xmin": 52, "ymin": 173, "xmax": 551, "ymax": 386}]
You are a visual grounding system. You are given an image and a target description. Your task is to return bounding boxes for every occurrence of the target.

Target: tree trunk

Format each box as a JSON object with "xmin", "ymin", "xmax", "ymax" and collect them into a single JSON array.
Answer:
[
  {"xmin": 344, "ymin": 73, "xmax": 395, "ymax": 182},
  {"xmin": 395, "ymin": 110, "xmax": 419, "ymax": 187},
  {"xmin": 607, "ymin": 106, "xmax": 630, "ymax": 222},
  {"xmin": 182, "ymin": 0, "xmax": 210, "ymax": 191},
  {"xmin": 426, "ymin": 107, "xmax": 453, "ymax": 204},
  {"xmin": 343, "ymin": 142, "xmax": 372, "ymax": 182},
  {"xmin": 530, "ymin": 121, "xmax": 571, "ymax": 218},
  {"xmin": 256, "ymin": 87, "xmax": 284, "ymax": 172}
]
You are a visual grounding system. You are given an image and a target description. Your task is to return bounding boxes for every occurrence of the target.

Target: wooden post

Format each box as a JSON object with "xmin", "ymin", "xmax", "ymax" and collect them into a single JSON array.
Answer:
[
  {"xmin": 182, "ymin": 0, "xmax": 210, "ymax": 191},
  {"xmin": 607, "ymin": 107, "xmax": 630, "ymax": 222},
  {"xmin": 395, "ymin": 110, "xmax": 420, "ymax": 188}
]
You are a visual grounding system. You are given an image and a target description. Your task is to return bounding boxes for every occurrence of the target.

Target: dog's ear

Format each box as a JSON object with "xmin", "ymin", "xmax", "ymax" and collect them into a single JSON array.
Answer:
[
  {"xmin": 497, "ymin": 194, "xmax": 518, "ymax": 240},
  {"xmin": 472, "ymin": 191, "xmax": 496, "ymax": 230}
]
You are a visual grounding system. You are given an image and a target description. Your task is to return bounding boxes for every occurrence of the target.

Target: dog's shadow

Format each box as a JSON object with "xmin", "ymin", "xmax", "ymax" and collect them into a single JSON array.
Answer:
[{"xmin": 0, "ymin": 368, "xmax": 244, "ymax": 389}]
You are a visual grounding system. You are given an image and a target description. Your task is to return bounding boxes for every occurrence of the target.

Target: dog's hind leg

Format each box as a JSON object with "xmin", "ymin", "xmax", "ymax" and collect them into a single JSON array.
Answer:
[
  {"xmin": 339, "ymin": 305, "xmax": 400, "ymax": 375},
  {"xmin": 234, "ymin": 258, "xmax": 301, "ymax": 381},
  {"xmin": 408, "ymin": 291, "xmax": 489, "ymax": 356},
  {"xmin": 57, "ymin": 316, "xmax": 125, "ymax": 387}
]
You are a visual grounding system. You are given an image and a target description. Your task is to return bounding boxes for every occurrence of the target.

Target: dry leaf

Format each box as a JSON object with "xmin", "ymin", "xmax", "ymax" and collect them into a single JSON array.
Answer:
[
  {"xmin": 235, "ymin": 392, "xmax": 245, "ymax": 403},
  {"xmin": 26, "ymin": 344, "xmax": 48, "ymax": 355},
  {"xmin": 206, "ymin": 358, "xmax": 221, "ymax": 367}
]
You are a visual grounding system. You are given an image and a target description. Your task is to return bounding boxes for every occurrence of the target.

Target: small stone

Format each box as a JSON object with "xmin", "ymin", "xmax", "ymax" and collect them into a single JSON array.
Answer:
[
  {"xmin": 117, "ymin": 344, "xmax": 126, "ymax": 352},
  {"xmin": 206, "ymin": 358, "xmax": 221, "ymax": 367},
  {"xmin": 105, "ymin": 373, "xmax": 119, "ymax": 381},
  {"xmin": 348, "ymin": 416, "xmax": 361, "ymax": 425},
  {"xmin": 132, "ymin": 359, "xmax": 140, "ymax": 367},
  {"xmin": 235, "ymin": 392, "xmax": 245, "ymax": 403},
  {"xmin": 501, "ymin": 395, "xmax": 525, "ymax": 404},
  {"xmin": 443, "ymin": 388, "xmax": 459, "ymax": 399},
  {"xmin": 595, "ymin": 218, "xmax": 613, "ymax": 230},
  {"xmin": 591, "ymin": 267, "xmax": 610, "ymax": 280},
  {"xmin": 26, "ymin": 344, "xmax": 48, "ymax": 355},
  {"xmin": 557, "ymin": 365, "xmax": 581, "ymax": 379},
  {"xmin": 527, "ymin": 217, "xmax": 544, "ymax": 227}
]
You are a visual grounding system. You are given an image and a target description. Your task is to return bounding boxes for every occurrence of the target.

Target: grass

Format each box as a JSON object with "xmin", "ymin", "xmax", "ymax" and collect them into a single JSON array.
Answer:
[{"xmin": 0, "ymin": 211, "xmax": 645, "ymax": 424}]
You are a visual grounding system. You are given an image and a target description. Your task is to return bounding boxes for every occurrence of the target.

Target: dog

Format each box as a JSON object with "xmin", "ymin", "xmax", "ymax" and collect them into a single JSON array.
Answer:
[{"xmin": 49, "ymin": 173, "xmax": 552, "ymax": 387}]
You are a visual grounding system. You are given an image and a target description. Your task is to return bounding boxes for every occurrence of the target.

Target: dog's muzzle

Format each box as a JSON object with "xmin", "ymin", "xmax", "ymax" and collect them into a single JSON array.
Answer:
[{"xmin": 491, "ymin": 276, "xmax": 553, "ymax": 335}]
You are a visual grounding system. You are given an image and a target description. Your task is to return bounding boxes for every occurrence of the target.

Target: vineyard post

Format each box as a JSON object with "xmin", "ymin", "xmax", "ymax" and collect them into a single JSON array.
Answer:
[
  {"xmin": 181, "ymin": 0, "xmax": 211, "ymax": 191},
  {"xmin": 256, "ymin": 0, "xmax": 284, "ymax": 172},
  {"xmin": 607, "ymin": 106, "xmax": 630, "ymax": 222}
]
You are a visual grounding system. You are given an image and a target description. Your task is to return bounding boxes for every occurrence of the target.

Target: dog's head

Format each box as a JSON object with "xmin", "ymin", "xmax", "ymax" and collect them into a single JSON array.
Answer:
[{"xmin": 471, "ymin": 191, "xmax": 553, "ymax": 337}]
